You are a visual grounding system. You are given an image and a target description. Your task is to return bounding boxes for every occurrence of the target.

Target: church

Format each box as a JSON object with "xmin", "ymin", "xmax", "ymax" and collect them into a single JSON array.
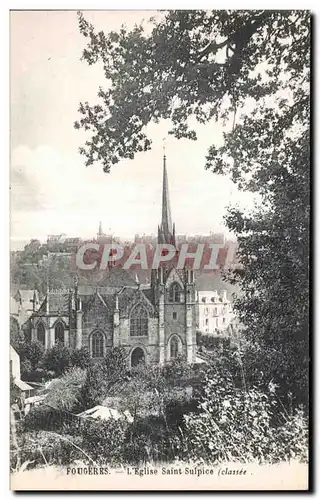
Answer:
[{"xmin": 29, "ymin": 154, "xmax": 197, "ymax": 367}]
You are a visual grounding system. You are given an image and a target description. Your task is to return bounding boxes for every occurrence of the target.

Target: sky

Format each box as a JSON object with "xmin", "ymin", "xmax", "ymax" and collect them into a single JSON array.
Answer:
[{"xmin": 10, "ymin": 10, "xmax": 257, "ymax": 250}]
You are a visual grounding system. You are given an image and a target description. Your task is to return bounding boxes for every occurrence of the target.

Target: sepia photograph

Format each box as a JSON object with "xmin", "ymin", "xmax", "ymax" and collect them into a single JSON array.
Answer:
[{"xmin": 9, "ymin": 8, "xmax": 310, "ymax": 491}]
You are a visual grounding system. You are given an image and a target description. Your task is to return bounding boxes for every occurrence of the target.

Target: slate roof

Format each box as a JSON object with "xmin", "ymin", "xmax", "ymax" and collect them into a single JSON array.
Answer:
[
  {"xmin": 141, "ymin": 288, "xmax": 154, "ymax": 305},
  {"xmin": 96, "ymin": 266, "xmax": 137, "ymax": 287},
  {"xmin": 195, "ymin": 272, "xmax": 239, "ymax": 299},
  {"xmin": 13, "ymin": 289, "xmax": 39, "ymax": 312},
  {"xmin": 37, "ymin": 293, "xmax": 70, "ymax": 315},
  {"xmin": 80, "ymin": 286, "xmax": 156, "ymax": 317},
  {"xmin": 48, "ymin": 293, "xmax": 70, "ymax": 313}
]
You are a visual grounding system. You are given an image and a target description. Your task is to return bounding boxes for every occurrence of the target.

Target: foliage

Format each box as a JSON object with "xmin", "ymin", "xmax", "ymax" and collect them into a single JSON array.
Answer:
[
  {"xmin": 75, "ymin": 10, "xmax": 309, "ymax": 171},
  {"xmin": 80, "ymin": 418, "xmax": 129, "ymax": 466},
  {"xmin": 20, "ymin": 359, "xmax": 32, "ymax": 378},
  {"xmin": 196, "ymin": 331, "xmax": 230, "ymax": 351},
  {"xmin": 80, "ymin": 347, "xmax": 129, "ymax": 409},
  {"xmin": 102, "ymin": 346, "xmax": 128, "ymax": 392},
  {"xmin": 207, "ymin": 338, "xmax": 308, "ymax": 408},
  {"xmin": 70, "ymin": 346, "xmax": 91, "ymax": 370},
  {"xmin": 76, "ymin": 9, "xmax": 310, "ymax": 403},
  {"xmin": 23, "ymin": 406, "xmax": 64, "ymax": 432},
  {"xmin": 46, "ymin": 367, "xmax": 87, "ymax": 412},
  {"xmin": 14, "ymin": 340, "xmax": 45, "ymax": 371},
  {"xmin": 10, "ymin": 240, "xmax": 75, "ymax": 293},
  {"xmin": 80, "ymin": 363, "xmax": 105, "ymax": 409},
  {"xmin": 42, "ymin": 343, "xmax": 72, "ymax": 376},
  {"xmin": 10, "ymin": 317, "xmax": 22, "ymax": 346},
  {"xmin": 117, "ymin": 359, "xmax": 200, "ymax": 426},
  {"xmin": 12, "ymin": 431, "xmax": 84, "ymax": 471},
  {"xmin": 123, "ymin": 415, "xmax": 180, "ymax": 464},
  {"xmin": 183, "ymin": 372, "xmax": 308, "ymax": 464},
  {"xmin": 21, "ymin": 368, "xmax": 53, "ymax": 383}
]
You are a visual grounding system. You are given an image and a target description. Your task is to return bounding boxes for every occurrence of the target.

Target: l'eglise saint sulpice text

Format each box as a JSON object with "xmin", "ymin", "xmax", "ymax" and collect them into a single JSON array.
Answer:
[{"xmin": 127, "ymin": 466, "xmax": 217, "ymax": 477}]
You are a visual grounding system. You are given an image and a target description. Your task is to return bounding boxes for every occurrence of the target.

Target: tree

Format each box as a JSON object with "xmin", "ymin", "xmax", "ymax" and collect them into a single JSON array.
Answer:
[
  {"xmin": 80, "ymin": 347, "xmax": 128, "ymax": 409},
  {"xmin": 102, "ymin": 347, "xmax": 128, "ymax": 394},
  {"xmin": 15, "ymin": 340, "xmax": 45, "ymax": 371},
  {"xmin": 80, "ymin": 363, "xmax": 104, "ymax": 410},
  {"xmin": 75, "ymin": 10, "xmax": 310, "ymax": 403}
]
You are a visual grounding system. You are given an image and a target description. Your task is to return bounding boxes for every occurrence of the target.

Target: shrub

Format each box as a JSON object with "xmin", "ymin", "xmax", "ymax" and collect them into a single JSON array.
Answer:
[
  {"xmin": 80, "ymin": 347, "xmax": 129, "ymax": 409},
  {"xmin": 182, "ymin": 372, "xmax": 308, "ymax": 464},
  {"xmin": 80, "ymin": 364, "xmax": 105, "ymax": 410},
  {"xmin": 46, "ymin": 367, "xmax": 87, "ymax": 412},
  {"xmin": 70, "ymin": 347, "xmax": 91, "ymax": 369},
  {"xmin": 20, "ymin": 359, "xmax": 32, "ymax": 378},
  {"xmin": 80, "ymin": 418, "xmax": 129, "ymax": 466},
  {"xmin": 123, "ymin": 415, "xmax": 178, "ymax": 464},
  {"xmin": 12, "ymin": 431, "xmax": 84, "ymax": 471},
  {"xmin": 42, "ymin": 343, "xmax": 71, "ymax": 376},
  {"xmin": 14, "ymin": 340, "xmax": 45, "ymax": 371},
  {"xmin": 24, "ymin": 406, "xmax": 65, "ymax": 432},
  {"xmin": 21, "ymin": 368, "xmax": 52, "ymax": 383}
]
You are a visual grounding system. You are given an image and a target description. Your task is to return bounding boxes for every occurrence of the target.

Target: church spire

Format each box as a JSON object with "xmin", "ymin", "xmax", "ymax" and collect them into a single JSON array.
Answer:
[
  {"xmin": 158, "ymin": 147, "xmax": 175, "ymax": 246},
  {"xmin": 161, "ymin": 152, "xmax": 173, "ymax": 236}
]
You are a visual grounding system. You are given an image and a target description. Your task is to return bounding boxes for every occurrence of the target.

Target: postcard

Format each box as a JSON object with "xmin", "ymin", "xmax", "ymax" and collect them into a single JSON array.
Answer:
[{"xmin": 10, "ymin": 9, "xmax": 310, "ymax": 491}]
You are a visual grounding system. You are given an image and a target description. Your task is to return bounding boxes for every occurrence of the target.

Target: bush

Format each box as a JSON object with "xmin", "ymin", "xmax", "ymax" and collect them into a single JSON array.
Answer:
[
  {"xmin": 70, "ymin": 347, "xmax": 91, "ymax": 369},
  {"xmin": 21, "ymin": 368, "xmax": 53, "ymax": 383},
  {"xmin": 80, "ymin": 347, "xmax": 129, "ymax": 409},
  {"xmin": 12, "ymin": 431, "xmax": 84, "ymax": 471},
  {"xmin": 24, "ymin": 406, "xmax": 65, "ymax": 432},
  {"xmin": 20, "ymin": 359, "xmax": 32, "ymax": 378},
  {"xmin": 80, "ymin": 364, "xmax": 105, "ymax": 410},
  {"xmin": 123, "ymin": 415, "xmax": 178, "ymax": 464},
  {"xmin": 46, "ymin": 367, "xmax": 87, "ymax": 412},
  {"xmin": 80, "ymin": 418, "xmax": 129, "ymax": 466},
  {"xmin": 182, "ymin": 372, "xmax": 308, "ymax": 464},
  {"xmin": 42, "ymin": 344, "xmax": 71, "ymax": 376},
  {"xmin": 14, "ymin": 340, "xmax": 45, "ymax": 371}
]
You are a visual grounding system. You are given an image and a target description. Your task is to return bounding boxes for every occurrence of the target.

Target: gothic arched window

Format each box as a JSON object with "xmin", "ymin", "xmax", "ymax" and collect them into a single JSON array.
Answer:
[
  {"xmin": 168, "ymin": 282, "xmax": 182, "ymax": 303},
  {"xmin": 131, "ymin": 347, "xmax": 145, "ymax": 367},
  {"xmin": 37, "ymin": 322, "xmax": 45, "ymax": 346},
  {"xmin": 170, "ymin": 337, "xmax": 179, "ymax": 359},
  {"xmin": 91, "ymin": 331, "xmax": 105, "ymax": 358},
  {"xmin": 54, "ymin": 322, "xmax": 64, "ymax": 345},
  {"xmin": 130, "ymin": 304, "xmax": 148, "ymax": 337}
]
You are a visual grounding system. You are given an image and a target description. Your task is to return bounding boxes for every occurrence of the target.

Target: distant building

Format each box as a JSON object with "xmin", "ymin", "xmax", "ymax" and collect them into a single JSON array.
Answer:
[
  {"xmin": 11, "ymin": 289, "xmax": 40, "ymax": 337},
  {"xmin": 13, "ymin": 289, "xmax": 39, "ymax": 315},
  {"xmin": 97, "ymin": 221, "xmax": 106, "ymax": 240},
  {"xmin": 197, "ymin": 290, "xmax": 234, "ymax": 335}
]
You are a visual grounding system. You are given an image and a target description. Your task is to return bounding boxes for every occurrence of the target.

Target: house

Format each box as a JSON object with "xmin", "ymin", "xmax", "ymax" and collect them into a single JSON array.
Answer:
[
  {"xmin": 197, "ymin": 290, "xmax": 234, "ymax": 335},
  {"xmin": 10, "ymin": 346, "xmax": 33, "ymax": 401}
]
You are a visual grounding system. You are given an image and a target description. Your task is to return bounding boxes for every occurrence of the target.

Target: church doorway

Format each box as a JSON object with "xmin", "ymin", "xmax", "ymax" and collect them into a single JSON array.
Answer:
[{"xmin": 131, "ymin": 347, "xmax": 145, "ymax": 367}]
